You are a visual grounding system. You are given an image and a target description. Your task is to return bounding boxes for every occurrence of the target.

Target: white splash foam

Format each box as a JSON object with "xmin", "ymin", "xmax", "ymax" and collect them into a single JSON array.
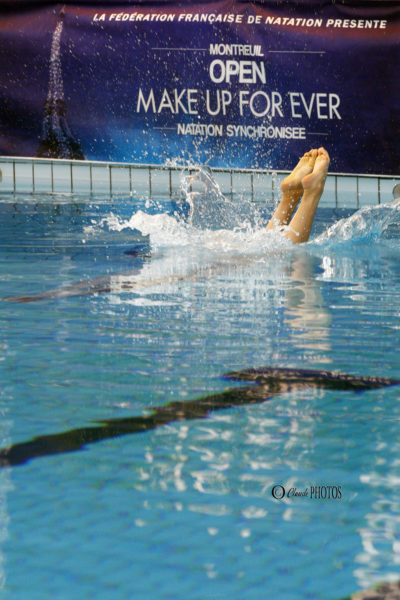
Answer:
[
  {"xmin": 314, "ymin": 200, "xmax": 400, "ymax": 244},
  {"xmin": 86, "ymin": 170, "xmax": 400, "ymax": 282},
  {"xmin": 100, "ymin": 209, "xmax": 290, "ymax": 257}
]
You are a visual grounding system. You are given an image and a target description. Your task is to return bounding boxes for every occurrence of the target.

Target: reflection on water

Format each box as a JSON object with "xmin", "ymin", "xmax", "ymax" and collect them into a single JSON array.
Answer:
[
  {"xmin": 0, "ymin": 409, "xmax": 12, "ymax": 592},
  {"xmin": 127, "ymin": 386, "xmax": 400, "ymax": 592},
  {"xmin": 355, "ymin": 435, "xmax": 400, "ymax": 588},
  {"xmin": 284, "ymin": 253, "xmax": 332, "ymax": 356},
  {"xmin": 2, "ymin": 174, "xmax": 400, "ymax": 597}
]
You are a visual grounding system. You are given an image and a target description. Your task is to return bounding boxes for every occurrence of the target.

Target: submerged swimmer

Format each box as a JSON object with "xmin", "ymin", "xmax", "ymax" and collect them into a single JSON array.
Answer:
[{"xmin": 267, "ymin": 147, "xmax": 330, "ymax": 243}]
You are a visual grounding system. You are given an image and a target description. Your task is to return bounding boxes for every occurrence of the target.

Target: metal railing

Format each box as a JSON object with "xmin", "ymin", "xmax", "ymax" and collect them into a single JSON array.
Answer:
[{"xmin": 0, "ymin": 156, "xmax": 399, "ymax": 208}]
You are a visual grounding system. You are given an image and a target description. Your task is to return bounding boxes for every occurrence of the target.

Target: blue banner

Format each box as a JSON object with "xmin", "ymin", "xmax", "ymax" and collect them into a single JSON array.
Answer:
[{"xmin": 0, "ymin": 1, "xmax": 399, "ymax": 174}]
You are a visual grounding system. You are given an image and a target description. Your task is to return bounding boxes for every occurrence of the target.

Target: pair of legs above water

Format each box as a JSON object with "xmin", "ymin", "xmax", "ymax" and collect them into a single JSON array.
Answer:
[{"xmin": 266, "ymin": 147, "xmax": 330, "ymax": 244}]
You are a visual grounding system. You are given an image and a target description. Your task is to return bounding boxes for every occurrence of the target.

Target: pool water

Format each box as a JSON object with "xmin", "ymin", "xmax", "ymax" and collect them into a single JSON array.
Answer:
[{"xmin": 1, "ymin": 172, "xmax": 400, "ymax": 599}]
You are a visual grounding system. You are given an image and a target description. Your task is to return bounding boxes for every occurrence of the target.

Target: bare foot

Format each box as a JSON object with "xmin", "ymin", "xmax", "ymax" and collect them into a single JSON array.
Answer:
[
  {"xmin": 281, "ymin": 149, "xmax": 318, "ymax": 194},
  {"xmin": 266, "ymin": 148, "xmax": 319, "ymax": 231},
  {"xmin": 302, "ymin": 147, "xmax": 330, "ymax": 192},
  {"xmin": 283, "ymin": 147, "xmax": 330, "ymax": 244}
]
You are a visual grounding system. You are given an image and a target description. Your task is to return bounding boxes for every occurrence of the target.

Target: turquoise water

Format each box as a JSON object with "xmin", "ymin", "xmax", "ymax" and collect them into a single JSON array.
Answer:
[{"xmin": 1, "ymin": 175, "xmax": 400, "ymax": 599}]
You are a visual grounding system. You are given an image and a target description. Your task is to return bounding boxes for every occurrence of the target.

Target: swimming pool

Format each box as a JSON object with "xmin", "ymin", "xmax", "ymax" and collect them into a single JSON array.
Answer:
[{"xmin": 1, "ymin": 169, "xmax": 400, "ymax": 599}]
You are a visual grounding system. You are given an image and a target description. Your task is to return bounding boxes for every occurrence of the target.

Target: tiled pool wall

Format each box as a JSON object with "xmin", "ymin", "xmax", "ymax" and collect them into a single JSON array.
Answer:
[{"xmin": 0, "ymin": 156, "xmax": 399, "ymax": 209}]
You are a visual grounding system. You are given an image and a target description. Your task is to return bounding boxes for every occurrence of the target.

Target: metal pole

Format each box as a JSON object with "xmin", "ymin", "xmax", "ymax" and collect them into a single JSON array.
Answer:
[
  {"xmin": 356, "ymin": 176, "xmax": 359, "ymax": 209},
  {"xmin": 70, "ymin": 162, "xmax": 73, "ymax": 194},
  {"xmin": 149, "ymin": 167, "xmax": 152, "ymax": 196},
  {"xmin": 335, "ymin": 175, "xmax": 338, "ymax": 208},
  {"xmin": 271, "ymin": 173, "xmax": 275, "ymax": 203}
]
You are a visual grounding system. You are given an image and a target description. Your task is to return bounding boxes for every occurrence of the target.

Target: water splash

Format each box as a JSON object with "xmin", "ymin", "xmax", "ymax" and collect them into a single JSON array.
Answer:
[
  {"xmin": 88, "ymin": 167, "xmax": 400, "ymax": 258},
  {"xmin": 9, "ymin": 170, "xmax": 400, "ymax": 304},
  {"xmin": 37, "ymin": 8, "xmax": 85, "ymax": 159},
  {"xmin": 313, "ymin": 200, "xmax": 400, "ymax": 246},
  {"xmin": 91, "ymin": 165, "xmax": 288, "ymax": 259},
  {"xmin": 180, "ymin": 166, "xmax": 265, "ymax": 231}
]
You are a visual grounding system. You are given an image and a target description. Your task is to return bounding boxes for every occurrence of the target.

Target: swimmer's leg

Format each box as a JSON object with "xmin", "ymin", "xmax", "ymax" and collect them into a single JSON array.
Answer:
[
  {"xmin": 285, "ymin": 147, "xmax": 330, "ymax": 244},
  {"xmin": 266, "ymin": 149, "xmax": 318, "ymax": 231}
]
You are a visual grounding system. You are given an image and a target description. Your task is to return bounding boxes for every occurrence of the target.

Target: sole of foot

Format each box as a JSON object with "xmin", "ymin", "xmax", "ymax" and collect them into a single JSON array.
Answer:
[
  {"xmin": 281, "ymin": 149, "xmax": 318, "ymax": 194},
  {"xmin": 301, "ymin": 147, "xmax": 330, "ymax": 192}
]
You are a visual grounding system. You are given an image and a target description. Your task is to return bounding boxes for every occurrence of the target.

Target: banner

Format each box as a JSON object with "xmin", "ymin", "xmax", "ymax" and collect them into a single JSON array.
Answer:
[{"xmin": 0, "ymin": 1, "xmax": 399, "ymax": 174}]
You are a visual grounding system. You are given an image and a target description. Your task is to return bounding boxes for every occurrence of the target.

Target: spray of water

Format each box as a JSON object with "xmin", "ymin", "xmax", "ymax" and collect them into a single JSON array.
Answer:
[
  {"xmin": 95, "ymin": 167, "xmax": 400, "ymax": 260},
  {"xmin": 313, "ymin": 200, "xmax": 400, "ymax": 246},
  {"xmin": 180, "ymin": 166, "xmax": 271, "ymax": 232},
  {"xmin": 8, "ymin": 167, "xmax": 400, "ymax": 304},
  {"xmin": 94, "ymin": 166, "xmax": 288, "ymax": 258}
]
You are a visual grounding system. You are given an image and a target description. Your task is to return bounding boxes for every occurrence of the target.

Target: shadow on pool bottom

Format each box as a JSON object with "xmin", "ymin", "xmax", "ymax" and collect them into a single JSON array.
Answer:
[
  {"xmin": 0, "ymin": 366, "xmax": 399, "ymax": 469},
  {"xmin": 343, "ymin": 581, "xmax": 400, "ymax": 599}
]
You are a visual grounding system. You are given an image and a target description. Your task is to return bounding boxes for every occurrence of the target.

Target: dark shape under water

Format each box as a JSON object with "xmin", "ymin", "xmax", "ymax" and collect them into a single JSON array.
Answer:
[
  {"xmin": 37, "ymin": 10, "xmax": 84, "ymax": 160},
  {"xmin": 3, "ymin": 272, "xmax": 131, "ymax": 303},
  {"xmin": 2, "ymin": 240, "xmax": 151, "ymax": 303},
  {"xmin": 2, "ymin": 262, "xmax": 223, "ymax": 303},
  {"xmin": 341, "ymin": 580, "xmax": 400, "ymax": 600},
  {"xmin": 0, "ymin": 367, "xmax": 398, "ymax": 468}
]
